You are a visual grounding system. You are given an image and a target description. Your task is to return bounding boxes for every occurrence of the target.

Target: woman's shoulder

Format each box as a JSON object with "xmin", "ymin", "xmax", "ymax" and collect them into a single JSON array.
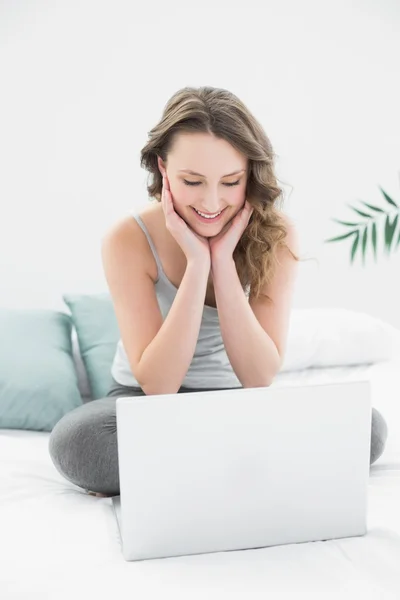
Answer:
[
  {"xmin": 135, "ymin": 201, "xmax": 163, "ymax": 228},
  {"xmin": 277, "ymin": 212, "xmax": 300, "ymax": 256},
  {"xmin": 103, "ymin": 202, "xmax": 162, "ymax": 240},
  {"xmin": 101, "ymin": 205, "xmax": 162, "ymax": 284},
  {"xmin": 275, "ymin": 209, "xmax": 295, "ymax": 229},
  {"xmin": 132, "ymin": 203, "xmax": 166, "ymax": 251}
]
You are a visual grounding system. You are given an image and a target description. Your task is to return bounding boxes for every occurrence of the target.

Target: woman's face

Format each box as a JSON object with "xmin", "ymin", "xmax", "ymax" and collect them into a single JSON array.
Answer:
[{"xmin": 158, "ymin": 132, "xmax": 248, "ymax": 237}]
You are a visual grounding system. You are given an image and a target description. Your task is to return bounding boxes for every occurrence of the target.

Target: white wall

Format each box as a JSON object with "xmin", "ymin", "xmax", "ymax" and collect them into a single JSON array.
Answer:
[{"xmin": 1, "ymin": 0, "xmax": 400, "ymax": 325}]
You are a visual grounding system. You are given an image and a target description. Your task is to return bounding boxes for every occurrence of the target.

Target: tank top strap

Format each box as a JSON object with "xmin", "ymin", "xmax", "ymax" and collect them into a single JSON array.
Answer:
[{"xmin": 130, "ymin": 211, "xmax": 162, "ymax": 281}]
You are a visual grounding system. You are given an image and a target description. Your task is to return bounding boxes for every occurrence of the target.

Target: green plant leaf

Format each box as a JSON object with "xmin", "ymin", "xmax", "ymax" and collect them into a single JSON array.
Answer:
[
  {"xmin": 331, "ymin": 219, "xmax": 361, "ymax": 227},
  {"xmin": 350, "ymin": 231, "xmax": 359, "ymax": 263},
  {"xmin": 391, "ymin": 214, "xmax": 399, "ymax": 251},
  {"xmin": 384, "ymin": 213, "xmax": 398, "ymax": 252},
  {"xmin": 360, "ymin": 201, "xmax": 385, "ymax": 213},
  {"xmin": 329, "ymin": 181, "xmax": 400, "ymax": 265},
  {"xmin": 348, "ymin": 204, "xmax": 374, "ymax": 219},
  {"xmin": 325, "ymin": 231, "xmax": 357, "ymax": 243},
  {"xmin": 379, "ymin": 186, "xmax": 398, "ymax": 209},
  {"xmin": 361, "ymin": 226, "xmax": 368, "ymax": 265},
  {"xmin": 371, "ymin": 221, "xmax": 377, "ymax": 261}
]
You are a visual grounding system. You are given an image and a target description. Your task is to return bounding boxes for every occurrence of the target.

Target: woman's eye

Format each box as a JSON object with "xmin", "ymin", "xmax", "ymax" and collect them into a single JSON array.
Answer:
[{"xmin": 183, "ymin": 180, "xmax": 240, "ymax": 187}]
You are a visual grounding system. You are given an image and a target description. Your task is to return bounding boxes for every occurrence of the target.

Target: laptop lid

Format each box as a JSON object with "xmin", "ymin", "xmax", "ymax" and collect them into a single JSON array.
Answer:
[{"xmin": 113, "ymin": 380, "xmax": 371, "ymax": 561}]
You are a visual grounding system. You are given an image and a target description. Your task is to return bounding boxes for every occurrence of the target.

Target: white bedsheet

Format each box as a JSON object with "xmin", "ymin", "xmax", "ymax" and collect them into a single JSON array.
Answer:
[{"xmin": 1, "ymin": 360, "xmax": 400, "ymax": 600}]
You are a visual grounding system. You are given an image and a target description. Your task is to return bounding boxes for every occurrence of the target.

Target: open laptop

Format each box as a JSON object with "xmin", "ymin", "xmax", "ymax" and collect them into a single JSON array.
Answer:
[{"xmin": 112, "ymin": 379, "xmax": 371, "ymax": 561}]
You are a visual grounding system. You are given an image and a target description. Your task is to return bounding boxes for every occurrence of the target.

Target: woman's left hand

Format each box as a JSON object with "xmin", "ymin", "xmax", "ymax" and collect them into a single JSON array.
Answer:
[{"xmin": 209, "ymin": 200, "xmax": 254, "ymax": 263}]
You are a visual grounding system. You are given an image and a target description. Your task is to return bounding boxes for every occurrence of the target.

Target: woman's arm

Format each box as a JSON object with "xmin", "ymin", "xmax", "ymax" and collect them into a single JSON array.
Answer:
[
  {"xmin": 102, "ymin": 221, "xmax": 210, "ymax": 397},
  {"xmin": 211, "ymin": 222, "xmax": 299, "ymax": 388},
  {"xmin": 136, "ymin": 260, "xmax": 210, "ymax": 395},
  {"xmin": 211, "ymin": 258, "xmax": 281, "ymax": 388}
]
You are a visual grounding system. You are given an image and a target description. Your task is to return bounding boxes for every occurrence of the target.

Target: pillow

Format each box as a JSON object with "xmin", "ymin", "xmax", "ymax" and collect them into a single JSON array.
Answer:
[
  {"xmin": 280, "ymin": 308, "xmax": 400, "ymax": 373},
  {"xmin": 63, "ymin": 293, "xmax": 120, "ymax": 399},
  {"xmin": 0, "ymin": 309, "xmax": 83, "ymax": 432},
  {"xmin": 63, "ymin": 292, "xmax": 400, "ymax": 394}
]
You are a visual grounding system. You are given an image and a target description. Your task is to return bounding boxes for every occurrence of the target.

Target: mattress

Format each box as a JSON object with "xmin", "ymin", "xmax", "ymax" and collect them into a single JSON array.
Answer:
[{"xmin": 1, "ymin": 360, "xmax": 400, "ymax": 600}]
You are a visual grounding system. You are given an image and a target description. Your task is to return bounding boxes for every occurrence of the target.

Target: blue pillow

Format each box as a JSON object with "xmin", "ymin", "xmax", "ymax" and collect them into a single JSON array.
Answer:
[
  {"xmin": 0, "ymin": 309, "xmax": 83, "ymax": 432},
  {"xmin": 63, "ymin": 293, "xmax": 120, "ymax": 399}
]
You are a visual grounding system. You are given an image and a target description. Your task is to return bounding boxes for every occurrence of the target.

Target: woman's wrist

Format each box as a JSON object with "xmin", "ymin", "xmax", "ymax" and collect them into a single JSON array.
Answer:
[{"xmin": 186, "ymin": 256, "xmax": 211, "ymax": 274}]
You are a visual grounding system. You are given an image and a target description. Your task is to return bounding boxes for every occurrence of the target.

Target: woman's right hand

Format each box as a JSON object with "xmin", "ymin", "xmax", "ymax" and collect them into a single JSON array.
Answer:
[{"xmin": 161, "ymin": 173, "xmax": 211, "ymax": 267}]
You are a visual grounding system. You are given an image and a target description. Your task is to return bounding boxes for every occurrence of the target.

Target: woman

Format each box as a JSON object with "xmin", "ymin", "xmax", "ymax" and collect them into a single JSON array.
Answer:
[{"xmin": 49, "ymin": 86, "xmax": 388, "ymax": 497}]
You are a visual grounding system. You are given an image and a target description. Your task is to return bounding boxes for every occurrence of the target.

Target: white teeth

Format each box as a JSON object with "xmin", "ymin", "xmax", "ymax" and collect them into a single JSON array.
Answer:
[{"xmin": 193, "ymin": 208, "xmax": 222, "ymax": 219}]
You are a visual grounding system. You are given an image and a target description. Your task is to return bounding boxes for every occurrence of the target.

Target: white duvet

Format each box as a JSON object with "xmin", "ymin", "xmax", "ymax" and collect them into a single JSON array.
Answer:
[{"xmin": 1, "ymin": 360, "xmax": 400, "ymax": 600}]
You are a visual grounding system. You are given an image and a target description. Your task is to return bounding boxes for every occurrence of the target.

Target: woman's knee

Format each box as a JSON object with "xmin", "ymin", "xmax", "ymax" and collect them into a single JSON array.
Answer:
[
  {"xmin": 48, "ymin": 398, "xmax": 120, "ymax": 495},
  {"xmin": 370, "ymin": 407, "xmax": 388, "ymax": 465}
]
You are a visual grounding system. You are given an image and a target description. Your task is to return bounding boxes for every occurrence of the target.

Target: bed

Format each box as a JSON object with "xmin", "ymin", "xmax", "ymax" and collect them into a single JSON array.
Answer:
[{"xmin": 1, "ymin": 359, "xmax": 400, "ymax": 600}]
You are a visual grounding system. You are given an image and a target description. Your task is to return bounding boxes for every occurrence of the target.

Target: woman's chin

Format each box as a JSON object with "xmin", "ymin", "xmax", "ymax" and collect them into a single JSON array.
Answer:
[{"xmin": 190, "ymin": 223, "xmax": 224, "ymax": 237}]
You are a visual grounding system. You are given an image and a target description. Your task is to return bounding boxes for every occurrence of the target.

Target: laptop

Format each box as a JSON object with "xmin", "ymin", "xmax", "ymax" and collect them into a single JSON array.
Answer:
[{"xmin": 112, "ymin": 379, "xmax": 371, "ymax": 561}]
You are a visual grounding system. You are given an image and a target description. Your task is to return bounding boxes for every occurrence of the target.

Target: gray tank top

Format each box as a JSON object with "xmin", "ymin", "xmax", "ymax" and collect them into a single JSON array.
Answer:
[{"xmin": 110, "ymin": 210, "xmax": 243, "ymax": 389}]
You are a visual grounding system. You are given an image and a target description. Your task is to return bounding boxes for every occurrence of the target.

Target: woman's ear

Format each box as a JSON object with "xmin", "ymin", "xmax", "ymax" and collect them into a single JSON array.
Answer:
[{"xmin": 157, "ymin": 156, "xmax": 166, "ymax": 177}]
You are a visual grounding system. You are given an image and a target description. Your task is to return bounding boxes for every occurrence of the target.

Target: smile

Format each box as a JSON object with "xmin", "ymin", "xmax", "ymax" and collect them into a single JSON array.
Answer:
[{"xmin": 192, "ymin": 207, "xmax": 226, "ymax": 221}]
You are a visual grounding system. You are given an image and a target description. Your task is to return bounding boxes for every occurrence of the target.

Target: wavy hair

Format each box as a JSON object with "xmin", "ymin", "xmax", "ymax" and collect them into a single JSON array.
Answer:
[{"xmin": 140, "ymin": 86, "xmax": 301, "ymax": 301}]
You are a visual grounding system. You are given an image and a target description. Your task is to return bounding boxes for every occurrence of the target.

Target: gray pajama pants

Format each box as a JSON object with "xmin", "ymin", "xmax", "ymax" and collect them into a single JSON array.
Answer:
[{"xmin": 48, "ymin": 377, "xmax": 388, "ymax": 496}]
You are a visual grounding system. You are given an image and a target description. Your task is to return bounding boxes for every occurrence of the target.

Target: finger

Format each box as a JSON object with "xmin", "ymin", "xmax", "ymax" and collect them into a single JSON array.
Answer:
[
  {"xmin": 163, "ymin": 179, "xmax": 174, "ymax": 217},
  {"xmin": 162, "ymin": 184, "xmax": 170, "ymax": 214},
  {"xmin": 163, "ymin": 174, "xmax": 171, "ymax": 198},
  {"xmin": 162, "ymin": 178, "xmax": 170, "ymax": 217},
  {"xmin": 162, "ymin": 174, "xmax": 169, "ymax": 203},
  {"xmin": 237, "ymin": 202, "xmax": 246, "ymax": 217},
  {"xmin": 243, "ymin": 202, "xmax": 253, "ymax": 218},
  {"xmin": 161, "ymin": 177, "xmax": 166, "ymax": 211}
]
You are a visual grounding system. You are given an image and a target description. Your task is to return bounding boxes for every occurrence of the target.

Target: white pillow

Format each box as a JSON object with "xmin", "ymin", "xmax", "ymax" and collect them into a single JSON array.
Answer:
[{"xmin": 281, "ymin": 308, "xmax": 400, "ymax": 373}]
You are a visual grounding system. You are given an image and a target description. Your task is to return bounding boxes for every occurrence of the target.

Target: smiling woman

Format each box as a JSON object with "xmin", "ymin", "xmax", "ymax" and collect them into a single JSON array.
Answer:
[
  {"xmin": 47, "ymin": 86, "xmax": 387, "ymax": 498},
  {"xmin": 131, "ymin": 88, "xmax": 303, "ymax": 391}
]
